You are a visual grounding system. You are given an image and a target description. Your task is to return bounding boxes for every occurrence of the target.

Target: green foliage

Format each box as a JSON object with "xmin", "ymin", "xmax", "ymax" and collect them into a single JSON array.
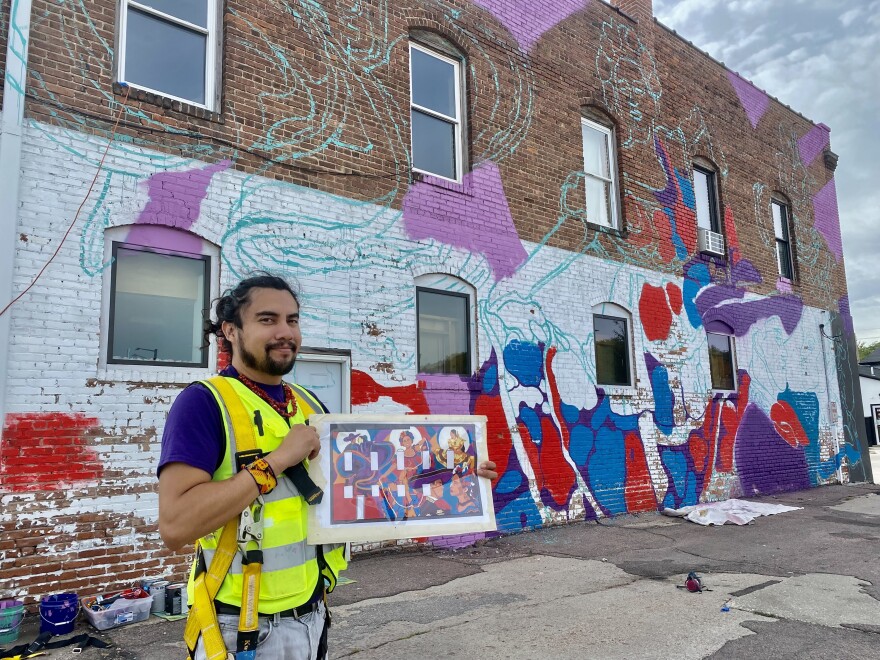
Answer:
[{"xmin": 858, "ymin": 339, "xmax": 880, "ymax": 362}]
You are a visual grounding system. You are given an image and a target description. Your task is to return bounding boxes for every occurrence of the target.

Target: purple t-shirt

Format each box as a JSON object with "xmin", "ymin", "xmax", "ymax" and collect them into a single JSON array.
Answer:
[{"xmin": 158, "ymin": 366, "xmax": 289, "ymax": 477}]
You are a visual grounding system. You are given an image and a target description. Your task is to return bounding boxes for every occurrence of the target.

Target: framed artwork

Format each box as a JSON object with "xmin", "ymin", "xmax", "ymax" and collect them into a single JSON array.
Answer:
[{"xmin": 306, "ymin": 414, "xmax": 496, "ymax": 544}]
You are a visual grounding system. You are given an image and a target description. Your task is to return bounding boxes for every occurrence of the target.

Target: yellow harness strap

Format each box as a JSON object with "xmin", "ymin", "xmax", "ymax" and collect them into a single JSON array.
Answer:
[{"xmin": 184, "ymin": 376, "xmax": 262, "ymax": 660}]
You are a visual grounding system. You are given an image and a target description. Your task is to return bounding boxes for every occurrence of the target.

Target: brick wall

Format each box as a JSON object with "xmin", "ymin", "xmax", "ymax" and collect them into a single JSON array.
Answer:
[{"xmin": 0, "ymin": 0, "xmax": 862, "ymax": 601}]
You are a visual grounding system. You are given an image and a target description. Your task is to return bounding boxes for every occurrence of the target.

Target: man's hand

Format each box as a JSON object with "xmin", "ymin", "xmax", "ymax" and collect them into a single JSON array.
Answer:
[
  {"xmin": 477, "ymin": 460, "xmax": 498, "ymax": 481},
  {"xmin": 267, "ymin": 424, "xmax": 320, "ymax": 474}
]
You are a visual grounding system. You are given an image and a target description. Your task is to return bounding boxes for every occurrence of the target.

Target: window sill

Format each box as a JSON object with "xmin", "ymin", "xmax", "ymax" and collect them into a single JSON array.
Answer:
[
  {"xmin": 113, "ymin": 82, "xmax": 224, "ymax": 124},
  {"xmin": 97, "ymin": 364, "xmax": 215, "ymax": 386},
  {"xmin": 411, "ymin": 171, "xmax": 473, "ymax": 196},
  {"xmin": 711, "ymin": 389, "xmax": 738, "ymax": 398},
  {"xmin": 598, "ymin": 385, "xmax": 637, "ymax": 397},
  {"xmin": 587, "ymin": 222, "xmax": 627, "ymax": 238}
]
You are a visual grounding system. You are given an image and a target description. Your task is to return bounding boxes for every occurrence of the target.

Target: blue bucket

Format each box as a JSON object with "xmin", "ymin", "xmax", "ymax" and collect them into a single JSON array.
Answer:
[{"xmin": 39, "ymin": 593, "xmax": 79, "ymax": 635}]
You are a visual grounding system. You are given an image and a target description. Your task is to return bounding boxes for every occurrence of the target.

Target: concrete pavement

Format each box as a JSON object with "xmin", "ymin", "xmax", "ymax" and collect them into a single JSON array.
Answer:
[{"xmin": 8, "ymin": 481, "xmax": 880, "ymax": 658}]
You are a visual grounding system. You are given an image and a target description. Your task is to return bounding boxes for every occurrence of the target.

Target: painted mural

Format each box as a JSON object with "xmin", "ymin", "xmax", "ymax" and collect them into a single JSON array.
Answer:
[{"xmin": 4, "ymin": 0, "xmax": 868, "ymax": 563}]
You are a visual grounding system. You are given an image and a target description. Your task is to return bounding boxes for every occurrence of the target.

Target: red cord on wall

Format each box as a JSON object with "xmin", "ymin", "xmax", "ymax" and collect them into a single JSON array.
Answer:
[{"xmin": 0, "ymin": 84, "xmax": 131, "ymax": 319}]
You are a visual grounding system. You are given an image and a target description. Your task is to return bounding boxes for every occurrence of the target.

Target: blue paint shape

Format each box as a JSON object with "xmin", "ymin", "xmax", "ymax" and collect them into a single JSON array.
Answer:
[
  {"xmin": 683, "ymin": 262, "xmax": 711, "ymax": 329},
  {"xmin": 677, "ymin": 171, "xmax": 695, "ymax": 210},
  {"xmin": 483, "ymin": 364, "xmax": 498, "ymax": 395},
  {"xmin": 659, "ymin": 448, "xmax": 698, "ymax": 508},
  {"xmin": 778, "ymin": 387, "xmax": 833, "ymax": 485},
  {"xmin": 569, "ymin": 425, "xmax": 594, "ymax": 468},
  {"xmin": 504, "ymin": 340, "xmax": 544, "ymax": 388},
  {"xmin": 495, "ymin": 467, "xmax": 523, "ymax": 495},
  {"xmin": 496, "ymin": 493, "xmax": 543, "ymax": 531},
  {"xmin": 646, "ymin": 353, "xmax": 675, "ymax": 436},
  {"xmin": 664, "ymin": 208, "xmax": 688, "ymax": 261},
  {"xmin": 588, "ymin": 426, "xmax": 627, "ymax": 516},
  {"xmin": 518, "ymin": 405, "xmax": 543, "ymax": 446},
  {"xmin": 561, "ymin": 401, "xmax": 580, "ymax": 426}
]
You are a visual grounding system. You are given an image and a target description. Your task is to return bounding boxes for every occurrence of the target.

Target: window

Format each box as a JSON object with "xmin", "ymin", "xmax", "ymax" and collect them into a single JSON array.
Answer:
[
  {"xmin": 772, "ymin": 199, "xmax": 794, "ymax": 279},
  {"xmin": 581, "ymin": 118, "xmax": 620, "ymax": 228},
  {"xmin": 707, "ymin": 332, "xmax": 736, "ymax": 391},
  {"xmin": 108, "ymin": 243, "xmax": 210, "ymax": 367},
  {"xmin": 593, "ymin": 312, "xmax": 631, "ymax": 387},
  {"xmin": 693, "ymin": 165, "xmax": 721, "ymax": 232},
  {"xmin": 417, "ymin": 288, "xmax": 471, "ymax": 375},
  {"xmin": 118, "ymin": 0, "xmax": 220, "ymax": 108},
  {"xmin": 409, "ymin": 43, "xmax": 463, "ymax": 182}
]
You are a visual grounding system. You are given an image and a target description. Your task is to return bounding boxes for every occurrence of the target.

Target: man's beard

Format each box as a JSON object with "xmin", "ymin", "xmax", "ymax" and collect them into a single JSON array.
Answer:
[{"xmin": 237, "ymin": 336, "xmax": 296, "ymax": 376}]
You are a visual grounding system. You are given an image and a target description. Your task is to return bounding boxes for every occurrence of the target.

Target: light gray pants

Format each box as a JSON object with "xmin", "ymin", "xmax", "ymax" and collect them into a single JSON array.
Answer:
[{"xmin": 193, "ymin": 601, "xmax": 327, "ymax": 660}]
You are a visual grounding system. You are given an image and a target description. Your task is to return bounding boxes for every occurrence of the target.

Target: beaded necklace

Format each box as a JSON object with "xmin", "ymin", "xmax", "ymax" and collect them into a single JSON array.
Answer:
[{"xmin": 234, "ymin": 371, "xmax": 298, "ymax": 420}]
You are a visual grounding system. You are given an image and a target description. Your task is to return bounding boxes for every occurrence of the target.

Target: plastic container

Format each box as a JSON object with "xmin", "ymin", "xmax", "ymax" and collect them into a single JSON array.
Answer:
[
  {"xmin": 83, "ymin": 593, "xmax": 152, "ymax": 631},
  {"xmin": 0, "ymin": 600, "xmax": 24, "ymax": 644},
  {"xmin": 39, "ymin": 593, "xmax": 79, "ymax": 635}
]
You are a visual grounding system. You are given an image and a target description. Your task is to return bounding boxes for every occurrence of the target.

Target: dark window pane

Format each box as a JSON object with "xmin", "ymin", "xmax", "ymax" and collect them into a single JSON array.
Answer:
[
  {"xmin": 110, "ymin": 248, "xmax": 207, "ymax": 365},
  {"xmin": 125, "ymin": 8, "xmax": 207, "ymax": 104},
  {"xmin": 412, "ymin": 110, "xmax": 456, "ymax": 179},
  {"xmin": 410, "ymin": 47, "xmax": 457, "ymax": 118},
  {"xmin": 777, "ymin": 240, "xmax": 793, "ymax": 279},
  {"xmin": 694, "ymin": 167, "xmax": 719, "ymax": 232},
  {"xmin": 708, "ymin": 333, "xmax": 735, "ymax": 390},
  {"xmin": 137, "ymin": 0, "xmax": 208, "ymax": 27},
  {"xmin": 418, "ymin": 290, "xmax": 469, "ymax": 375},
  {"xmin": 594, "ymin": 315, "xmax": 630, "ymax": 386}
]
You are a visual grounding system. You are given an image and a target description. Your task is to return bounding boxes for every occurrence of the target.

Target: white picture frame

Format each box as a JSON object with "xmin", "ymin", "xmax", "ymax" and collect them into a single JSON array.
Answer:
[{"xmin": 306, "ymin": 414, "xmax": 496, "ymax": 544}]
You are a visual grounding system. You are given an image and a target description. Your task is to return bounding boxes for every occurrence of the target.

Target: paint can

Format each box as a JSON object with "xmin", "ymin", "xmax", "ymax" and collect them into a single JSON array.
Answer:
[
  {"xmin": 178, "ymin": 583, "xmax": 189, "ymax": 614},
  {"xmin": 149, "ymin": 581, "xmax": 168, "ymax": 613},
  {"xmin": 165, "ymin": 584, "xmax": 182, "ymax": 616},
  {"xmin": 39, "ymin": 593, "xmax": 79, "ymax": 635}
]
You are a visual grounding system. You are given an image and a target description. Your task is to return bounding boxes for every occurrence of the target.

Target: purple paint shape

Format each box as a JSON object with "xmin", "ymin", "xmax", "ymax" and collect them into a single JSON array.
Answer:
[
  {"xmin": 730, "ymin": 258, "xmax": 762, "ymax": 287},
  {"xmin": 123, "ymin": 225, "xmax": 204, "ymax": 254},
  {"xmin": 838, "ymin": 295, "xmax": 854, "ymax": 336},
  {"xmin": 798, "ymin": 123, "xmax": 830, "ymax": 167},
  {"xmin": 726, "ymin": 71, "xmax": 769, "ymax": 129},
  {"xmin": 471, "ymin": 0, "xmax": 589, "ymax": 53},
  {"xmin": 403, "ymin": 161, "xmax": 527, "ymax": 281},
  {"xmin": 735, "ymin": 403, "xmax": 810, "ymax": 496},
  {"xmin": 695, "ymin": 285, "xmax": 745, "ymax": 319},
  {"xmin": 776, "ymin": 277, "xmax": 793, "ymax": 294},
  {"xmin": 703, "ymin": 295, "xmax": 804, "ymax": 337},
  {"xmin": 125, "ymin": 160, "xmax": 231, "ymax": 252},
  {"xmin": 420, "ymin": 374, "xmax": 474, "ymax": 415},
  {"xmin": 813, "ymin": 178, "xmax": 842, "ymax": 262}
]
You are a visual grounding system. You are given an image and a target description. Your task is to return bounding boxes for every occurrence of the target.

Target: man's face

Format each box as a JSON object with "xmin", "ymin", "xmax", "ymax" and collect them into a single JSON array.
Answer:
[
  {"xmin": 430, "ymin": 479, "xmax": 444, "ymax": 499},
  {"xmin": 224, "ymin": 288, "xmax": 302, "ymax": 380}
]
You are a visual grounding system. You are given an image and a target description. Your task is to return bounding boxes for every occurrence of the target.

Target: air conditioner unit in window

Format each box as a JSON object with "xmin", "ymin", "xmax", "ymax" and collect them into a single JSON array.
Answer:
[{"xmin": 698, "ymin": 227, "xmax": 725, "ymax": 256}]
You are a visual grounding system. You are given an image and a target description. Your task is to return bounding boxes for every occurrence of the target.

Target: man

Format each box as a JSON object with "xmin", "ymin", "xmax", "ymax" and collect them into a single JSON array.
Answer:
[{"xmin": 158, "ymin": 274, "xmax": 497, "ymax": 659}]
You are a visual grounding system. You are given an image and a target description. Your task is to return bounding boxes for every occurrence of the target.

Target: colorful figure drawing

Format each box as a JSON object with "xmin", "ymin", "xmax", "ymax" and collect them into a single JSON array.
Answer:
[{"xmin": 330, "ymin": 424, "xmax": 483, "ymax": 524}]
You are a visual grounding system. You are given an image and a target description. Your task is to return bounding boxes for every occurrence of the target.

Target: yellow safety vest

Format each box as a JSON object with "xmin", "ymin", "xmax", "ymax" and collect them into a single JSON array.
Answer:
[{"xmin": 186, "ymin": 376, "xmax": 346, "ymax": 611}]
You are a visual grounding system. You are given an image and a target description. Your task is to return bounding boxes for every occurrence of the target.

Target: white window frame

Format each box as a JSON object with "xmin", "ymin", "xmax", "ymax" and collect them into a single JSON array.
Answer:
[
  {"xmin": 771, "ymin": 199, "xmax": 794, "ymax": 280},
  {"xmin": 293, "ymin": 350, "xmax": 352, "ymax": 413},
  {"xmin": 98, "ymin": 226, "xmax": 219, "ymax": 382},
  {"xmin": 591, "ymin": 302, "xmax": 634, "ymax": 389},
  {"xmin": 693, "ymin": 164, "xmax": 721, "ymax": 233},
  {"xmin": 409, "ymin": 42, "xmax": 464, "ymax": 183},
  {"xmin": 581, "ymin": 118, "xmax": 620, "ymax": 229},
  {"xmin": 116, "ymin": 0, "xmax": 221, "ymax": 110},
  {"xmin": 707, "ymin": 331, "xmax": 737, "ymax": 393}
]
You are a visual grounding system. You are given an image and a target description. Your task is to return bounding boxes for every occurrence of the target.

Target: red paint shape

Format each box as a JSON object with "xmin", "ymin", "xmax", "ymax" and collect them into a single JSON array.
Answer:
[
  {"xmin": 676, "ymin": 205, "xmax": 698, "ymax": 254},
  {"xmin": 666, "ymin": 283, "xmax": 683, "ymax": 315},
  {"xmin": 517, "ymin": 420, "xmax": 541, "ymax": 481},
  {"xmin": 474, "ymin": 394, "xmax": 512, "ymax": 479},
  {"xmin": 770, "ymin": 400, "xmax": 809, "ymax": 448},
  {"xmin": 538, "ymin": 415, "xmax": 572, "ymax": 507},
  {"xmin": 639, "ymin": 283, "xmax": 673, "ymax": 341},
  {"xmin": 689, "ymin": 430, "xmax": 709, "ymax": 475},
  {"xmin": 716, "ymin": 404, "xmax": 738, "ymax": 472},
  {"xmin": 350, "ymin": 370, "xmax": 430, "ymax": 414},
  {"xmin": 624, "ymin": 196, "xmax": 656, "ymax": 248},
  {"xmin": 654, "ymin": 210, "xmax": 677, "ymax": 262},
  {"xmin": 1, "ymin": 413, "xmax": 104, "ymax": 491},
  {"xmin": 624, "ymin": 432, "xmax": 657, "ymax": 512},
  {"xmin": 723, "ymin": 207, "xmax": 739, "ymax": 257}
]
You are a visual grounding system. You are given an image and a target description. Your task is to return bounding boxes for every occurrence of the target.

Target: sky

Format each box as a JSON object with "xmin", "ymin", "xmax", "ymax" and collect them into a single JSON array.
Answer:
[{"xmin": 653, "ymin": 0, "xmax": 880, "ymax": 343}]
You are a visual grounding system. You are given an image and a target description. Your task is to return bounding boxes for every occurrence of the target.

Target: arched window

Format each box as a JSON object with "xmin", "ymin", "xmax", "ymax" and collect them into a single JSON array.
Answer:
[
  {"xmin": 592, "ymin": 302, "xmax": 633, "ymax": 387},
  {"xmin": 705, "ymin": 321, "xmax": 736, "ymax": 391},
  {"xmin": 101, "ymin": 225, "xmax": 218, "ymax": 368},
  {"xmin": 409, "ymin": 35, "xmax": 466, "ymax": 182},
  {"xmin": 415, "ymin": 274, "xmax": 475, "ymax": 375}
]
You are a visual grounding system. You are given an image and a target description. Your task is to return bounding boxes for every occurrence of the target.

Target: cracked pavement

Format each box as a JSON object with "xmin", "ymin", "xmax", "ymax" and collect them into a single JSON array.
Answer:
[{"xmin": 13, "ymin": 481, "xmax": 880, "ymax": 658}]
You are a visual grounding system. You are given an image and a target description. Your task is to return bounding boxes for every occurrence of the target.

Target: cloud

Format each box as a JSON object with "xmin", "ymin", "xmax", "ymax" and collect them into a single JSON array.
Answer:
[{"xmin": 654, "ymin": 0, "xmax": 880, "ymax": 341}]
